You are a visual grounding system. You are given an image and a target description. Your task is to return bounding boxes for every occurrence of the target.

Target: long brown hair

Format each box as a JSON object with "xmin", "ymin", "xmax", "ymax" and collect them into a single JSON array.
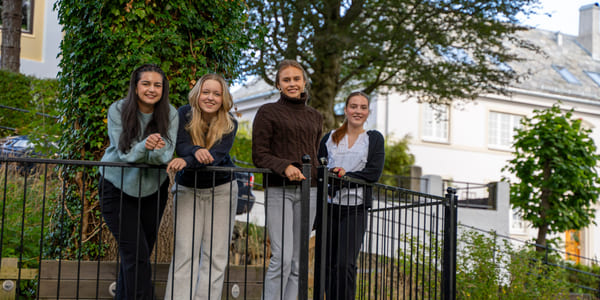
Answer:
[
  {"xmin": 119, "ymin": 64, "xmax": 171, "ymax": 153},
  {"xmin": 185, "ymin": 74, "xmax": 235, "ymax": 149},
  {"xmin": 331, "ymin": 91, "xmax": 370, "ymax": 145}
]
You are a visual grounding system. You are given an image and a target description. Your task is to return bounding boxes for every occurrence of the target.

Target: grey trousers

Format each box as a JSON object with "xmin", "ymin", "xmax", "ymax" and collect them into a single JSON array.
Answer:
[
  {"xmin": 262, "ymin": 186, "xmax": 316, "ymax": 300},
  {"xmin": 165, "ymin": 181, "xmax": 237, "ymax": 300}
]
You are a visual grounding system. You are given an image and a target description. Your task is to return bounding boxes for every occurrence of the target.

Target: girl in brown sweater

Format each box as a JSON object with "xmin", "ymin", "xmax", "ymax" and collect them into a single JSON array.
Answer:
[{"xmin": 252, "ymin": 60, "xmax": 323, "ymax": 300}]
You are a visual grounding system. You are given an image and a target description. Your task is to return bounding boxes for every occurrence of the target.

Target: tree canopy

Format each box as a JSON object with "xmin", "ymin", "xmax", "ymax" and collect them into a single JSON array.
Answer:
[
  {"xmin": 503, "ymin": 104, "xmax": 600, "ymax": 251},
  {"xmin": 243, "ymin": 0, "xmax": 541, "ymax": 129}
]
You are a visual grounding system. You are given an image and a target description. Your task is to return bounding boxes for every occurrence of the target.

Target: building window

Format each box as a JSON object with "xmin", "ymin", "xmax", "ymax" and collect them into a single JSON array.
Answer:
[
  {"xmin": 510, "ymin": 208, "xmax": 527, "ymax": 234},
  {"xmin": 0, "ymin": 0, "xmax": 33, "ymax": 34},
  {"xmin": 552, "ymin": 65, "xmax": 581, "ymax": 85},
  {"xmin": 488, "ymin": 111, "xmax": 522, "ymax": 150},
  {"xmin": 422, "ymin": 104, "xmax": 449, "ymax": 143},
  {"xmin": 585, "ymin": 71, "xmax": 600, "ymax": 87}
]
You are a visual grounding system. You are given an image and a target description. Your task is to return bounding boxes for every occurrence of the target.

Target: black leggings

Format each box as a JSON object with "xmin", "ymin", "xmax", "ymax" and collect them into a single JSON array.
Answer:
[
  {"xmin": 325, "ymin": 203, "xmax": 368, "ymax": 300},
  {"xmin": 100, "ymin": 177, "xmax": 168, "ymax": 300}
]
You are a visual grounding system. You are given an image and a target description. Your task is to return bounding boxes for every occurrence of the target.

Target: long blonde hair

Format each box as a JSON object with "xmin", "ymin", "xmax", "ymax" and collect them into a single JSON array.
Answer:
[{"xmin": 186, "ymin": 74, "xmax": 235, "ymax": 149}]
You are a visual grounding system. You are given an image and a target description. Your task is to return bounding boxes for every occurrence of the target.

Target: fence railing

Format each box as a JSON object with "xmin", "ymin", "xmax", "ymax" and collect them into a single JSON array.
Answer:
[{"xmin": 0, "ymin": 156, "xmax": 458, "ymax": 299}]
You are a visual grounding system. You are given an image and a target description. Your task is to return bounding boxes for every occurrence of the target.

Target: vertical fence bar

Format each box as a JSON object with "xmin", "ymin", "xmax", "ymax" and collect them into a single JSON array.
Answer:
[
  {"xmin": 442, "ymin": 187, "xmax": 457, "ymax": 300},
  {"xmin": 298, "ymin": 155, "xmax": 312, "ymax": 300},
  {"xmin": 313, "ymin": 159, "xmax": 328, "ymax": 300}
]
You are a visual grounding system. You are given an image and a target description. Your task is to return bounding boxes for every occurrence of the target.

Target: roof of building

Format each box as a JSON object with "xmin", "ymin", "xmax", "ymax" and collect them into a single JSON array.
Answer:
[{"xmin": 510, "ymin": 28, "xmax": 600, "ymax": 101}]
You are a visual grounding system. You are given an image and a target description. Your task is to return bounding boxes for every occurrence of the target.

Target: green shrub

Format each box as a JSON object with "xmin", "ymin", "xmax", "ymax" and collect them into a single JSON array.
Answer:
[
  {"xmin": 380, "ymin": 134, "xmax": 415, "ymax": 187},
  {"xmin": 456, "ymin": 230, "xmax": 571, "ymax": 299},
  {"xmin": 0, "ymin": 69, "xmax": 60, "ymax": 141}
]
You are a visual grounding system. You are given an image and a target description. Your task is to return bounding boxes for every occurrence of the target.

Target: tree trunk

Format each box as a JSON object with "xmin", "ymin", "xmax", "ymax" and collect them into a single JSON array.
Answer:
[
  {"xmin": 536, "ymin": 223, "xmax": 549, "ymax": 253},
  {"xmin": 1, "ymin": 0, "xmax": 23, "ymax": 72},
  {"xmin": 536, "ymin": 160, "xmax": 552, "ymax": 253},
  {"xmin": 310, "ymin": 26, "xmax": 343, "ymax": 131}
]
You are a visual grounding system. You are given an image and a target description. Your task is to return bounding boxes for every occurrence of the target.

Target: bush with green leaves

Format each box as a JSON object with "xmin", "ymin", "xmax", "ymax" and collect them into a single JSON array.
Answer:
[
  {"xmin": 380, "ymin": 134, "xmax": 415, "ymax": 187},
  {"xmin": 0, "ymin": 69, "xmax": 60, "ymax": 143},
  {"xmin": 51, "ymin": 0, "xmax": 250, "ymax": 258},
  {"xmin": 456, "ymin": 230, "xmax": 572, "ymax": 299}
]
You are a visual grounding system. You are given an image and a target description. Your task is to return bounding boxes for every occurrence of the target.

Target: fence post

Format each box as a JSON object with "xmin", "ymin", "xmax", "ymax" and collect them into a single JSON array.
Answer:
[
  {"xmin": 298, "ymin": 155, "xmax": 312, "ymax": 300},
  {"xmin": 442, "ymin": 187, "xmax": 457, "ymax": 300},
  {"xmin": 313, "ymin": 158, "xmax": 329, "ymax": 300}
]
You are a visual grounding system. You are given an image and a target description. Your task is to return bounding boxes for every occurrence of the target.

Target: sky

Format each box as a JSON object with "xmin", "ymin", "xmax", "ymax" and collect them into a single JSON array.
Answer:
[{"xmin": 520, "ymin": 0, "xmax": 598, "ymax": 36}]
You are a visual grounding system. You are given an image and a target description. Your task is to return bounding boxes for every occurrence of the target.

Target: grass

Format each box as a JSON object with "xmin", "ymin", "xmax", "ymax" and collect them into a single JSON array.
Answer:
[{"xmin": 0, "ymin": 162, "xmax": 61, "ymax": 266}]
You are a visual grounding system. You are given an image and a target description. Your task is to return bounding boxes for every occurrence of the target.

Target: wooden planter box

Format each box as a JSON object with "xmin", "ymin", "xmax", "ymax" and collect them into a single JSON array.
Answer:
[{"xmin": 36, "ymin": 260, "xmax": 264, "ymax": 300}]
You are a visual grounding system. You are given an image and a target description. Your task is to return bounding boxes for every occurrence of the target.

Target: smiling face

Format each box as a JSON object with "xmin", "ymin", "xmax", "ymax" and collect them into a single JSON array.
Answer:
[
  {"xmin": 197, "ymin": 79, "xmax": 223, "ymax": 118},
  {"xmin": 344, "ymin": 94, "xmax": 370, "ymax": 129},
  {"xmin": 276, "ymin": 66, "xmax": 305, "ymax": 99},
  {"xmin": 135, "ymin": 71, "xmax": 164, "ymax": 113}
]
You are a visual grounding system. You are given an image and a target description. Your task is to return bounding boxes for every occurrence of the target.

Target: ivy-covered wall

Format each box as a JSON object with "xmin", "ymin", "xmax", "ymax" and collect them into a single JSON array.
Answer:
[
  {"xmin": 56, "ymin": 0, "xmax": 249, "ymax": 160},
  {"xmin": 51, "ymin": 0, "xmax": 250, "ymax": 258}
]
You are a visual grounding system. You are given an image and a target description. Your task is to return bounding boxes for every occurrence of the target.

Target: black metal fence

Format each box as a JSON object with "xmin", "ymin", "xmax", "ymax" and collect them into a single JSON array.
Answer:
[{"xmin": 0, "ymin": 156, "xmax": 457, "ymax": 299}]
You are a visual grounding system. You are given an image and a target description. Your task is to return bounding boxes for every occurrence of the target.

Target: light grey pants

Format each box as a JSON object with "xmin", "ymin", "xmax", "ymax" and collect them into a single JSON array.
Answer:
[
  {"xmin": 165, "ymin": 181, "xmax": 238, "ymax": 300},
  {"xmin": 262, "ymin": 186, "xmax": 316, "ymax": 300}
]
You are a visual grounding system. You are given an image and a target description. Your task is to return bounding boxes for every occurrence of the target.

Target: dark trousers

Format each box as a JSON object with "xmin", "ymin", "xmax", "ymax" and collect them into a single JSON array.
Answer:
[
  {"xmin": 325, "ymin": 203, "xmax": 368, "ymax": 300},
  {"xmin": 100, "ymin": 177, "xmax": 168, "ymax": 300}
]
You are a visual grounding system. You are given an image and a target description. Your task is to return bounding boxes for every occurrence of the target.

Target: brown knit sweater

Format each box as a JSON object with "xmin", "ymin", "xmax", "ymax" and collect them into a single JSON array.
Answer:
[{"xmin": 252, "ymin": 92, "xmax": 323, "ymax": 187}]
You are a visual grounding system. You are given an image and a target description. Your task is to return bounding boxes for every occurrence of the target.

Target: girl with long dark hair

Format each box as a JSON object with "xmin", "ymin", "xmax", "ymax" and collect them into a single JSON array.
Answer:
[{"xmin": 99, "ymin": 64, "xmax": 178, "ymax": 300}]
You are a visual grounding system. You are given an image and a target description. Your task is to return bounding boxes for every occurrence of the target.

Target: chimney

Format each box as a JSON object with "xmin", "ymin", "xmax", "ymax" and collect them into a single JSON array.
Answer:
[
  {"xmin": 556, "ymin": 32, "xmax": 563, "ymax": 46},
  {"xmin": 578, "ymin": 3, "xmax": 600, "ymax": 60}
]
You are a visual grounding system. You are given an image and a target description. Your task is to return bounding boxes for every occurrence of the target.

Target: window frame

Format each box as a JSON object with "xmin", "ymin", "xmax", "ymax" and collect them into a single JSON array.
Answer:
[
  {"xmin": 488, "ymin": 111, "xmax": 522, "ymax": 151},
  {"xmin": 552, "ymin": 65, "xmax": 581, "ymax": 85},
  {"xmin": 510, "ymin": 208, "xmax": 528, "ymax": 235},
  {"xmin": 585, "ymin": 71, "xmax": 600, "ymax": 87},
  {"xmin": 422, "ymin": 103, "xmax": 450, "ymax": 143},
  {"xmin": 0, "ymin": 0, "xmax": 34, "ymax": 34}
]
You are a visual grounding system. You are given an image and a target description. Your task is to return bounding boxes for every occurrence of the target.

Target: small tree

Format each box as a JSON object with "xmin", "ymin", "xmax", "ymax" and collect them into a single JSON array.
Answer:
[
  {"xmin": 380, "ymin": 134, "xmax": 415, "ymax": 187},
  {"xmin": 503, "ymin": 104, "xmax": 600, "ymax": 251}
]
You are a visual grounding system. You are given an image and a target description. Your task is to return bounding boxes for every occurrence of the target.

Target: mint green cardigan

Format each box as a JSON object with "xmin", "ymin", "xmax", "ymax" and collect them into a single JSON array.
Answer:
[{"xmin": 99, "ymin": 99, "xmax": 178, "ymax": 197}]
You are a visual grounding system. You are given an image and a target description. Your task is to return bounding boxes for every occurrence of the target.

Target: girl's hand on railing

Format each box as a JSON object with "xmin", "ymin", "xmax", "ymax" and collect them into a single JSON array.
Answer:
[
  {"xmin": 331, "ymin": 167, "xmax": 346, "ymax": 177},
  {"xmin": 167, "ymin": 158, "xmax": 186, "ymax": 172},
  {"xmin": 194, "ymin": 148, "xmax": 214, "ymax": 165},
  {"xmin": 284, "ymin": 165, "xmax": 306, "ymax": 181}
]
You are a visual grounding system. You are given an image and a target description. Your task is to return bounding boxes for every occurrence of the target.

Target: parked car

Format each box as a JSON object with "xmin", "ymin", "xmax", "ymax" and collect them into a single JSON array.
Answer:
[
  {"xmin": 0, "ymin": 135, "xmax": 58, "ymax": 173},
  {"xmin": 236, "ymin": 171, "xmax": 256, "ymax": 215}
]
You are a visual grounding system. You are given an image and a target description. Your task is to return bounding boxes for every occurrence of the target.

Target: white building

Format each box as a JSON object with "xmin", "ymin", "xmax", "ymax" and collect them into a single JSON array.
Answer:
[{"xmin": 232, "ymin": 4, "xmax": 600, "ymax": 263}]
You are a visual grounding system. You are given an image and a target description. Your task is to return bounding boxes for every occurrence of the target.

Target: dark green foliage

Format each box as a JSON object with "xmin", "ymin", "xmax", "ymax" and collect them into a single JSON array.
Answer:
[
  {"xmin": 380, "ymin": 134, "xmax": 415, "ymax": 187},
  {"xmin": 503, "ymin": 103, "xmax": 600, "ymax": 250},
  {"xmin": 244, "ymin": 0, "xmax": 542, "ymax": 129},
  {"xmin": 0, "ymin": 69, "xmax": 60, "ymax": 142},
  {"xmin": 52, "ymin": 0, "xmax": 249, "ymax": 258}
]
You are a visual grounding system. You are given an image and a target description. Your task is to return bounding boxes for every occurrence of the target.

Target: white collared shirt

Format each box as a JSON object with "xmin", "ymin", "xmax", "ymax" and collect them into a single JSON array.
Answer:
[{"xmin": 325, "ymin": 131, "xmax": 369, "ymax": 205}]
